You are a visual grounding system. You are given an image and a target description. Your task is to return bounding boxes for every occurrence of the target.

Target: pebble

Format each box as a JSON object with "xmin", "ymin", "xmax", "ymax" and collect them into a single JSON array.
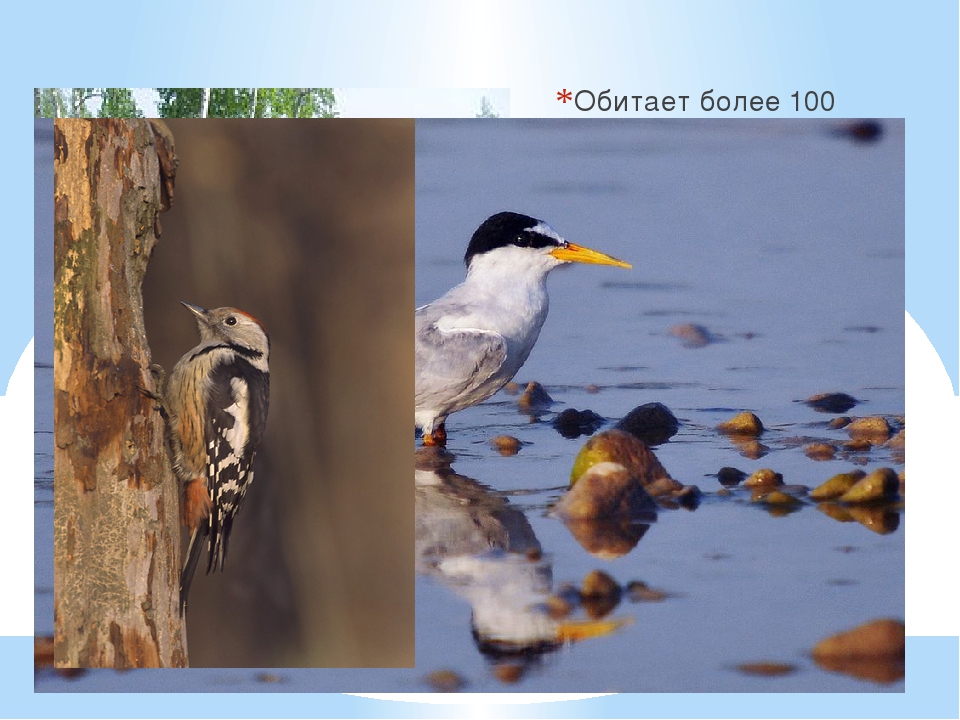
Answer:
[
  {"xmin": 804, "ymin": 442, "xmax": 837, "ymax": 461},
  {"xmin": 812, "ymin": 618, "xmax": 904, "ymax": 668},
  {"xmin": 490, "ymin": 435, "xmax": 522, "ymax": 455},
  {"xmin": 717, "ymin": 411, "xmax": 764, "ymax": 436},
  {"xmin": 426, "ymin": 669, "xmax": 467, "ymax": 692},
  {"xmin": 544, "ymin": 593, "xmax": 573, "ymax": 619},
  {"xmin": 625, "ymin": 580, "xmax": 668, "ymax": 603},
  {"xmin": 744, "ymin": 468, "xmax": 783, "ymax": 488},
  {"xmin": 829, "ymin": 416, "xmax": 852, "ymax": 429},
  {"xmin": 736, "ymin": 662, "xmax": 798, "ymax": 677},
  {"xmin": 644, "ymin": 475, "xmax": 684, "ymax": 496},
  {"xmin": 552, "ymin": 408, "xmax": 605, "ymax": 439},
  {"xmin": 810, "ymin": 470, "xmax": 866, "ymax": 501},
  {"xmin": 717, "ymin": 466, "xmax": 746, "ymax": 487},
  {"xmin": 503, "ymin": 382, "xmax": 521, "ymax": 395},
  {"xmin": 846, "ymin": 416, "xmax": 892, "ymax": 444},
  {"xmin": 570, "ymin": 430, "xmax": 675, "ymax": 491},
  {"xmin": 614, "ymin": 402, "xmax": 679, "ymax": 445},
  {"xmin": 581, "ymin": 569, "xmax": 621, "ymax": 600},
  {"xmin": 672, "ymin": 484, "xmax": 702, "ymax": 509},
  {"xmin": 837, "ymin": 468, "xmax": 899, "ymax": 503},
  {"xmin": 554, "ymin": 462, "xmax": 657, "ymax": 520},
  {"xmin": 585, "ymin": 383, "xmax": 600, "ymax": 394},
  {"xmin": 755, "ymin": 490, "xmax": 801, "ymax": 506},
  {"xmin": 670, "ymin": 323, "xmax": 715, "ymax": 348},
  {"xmin": 517, "ymin": 381, "xmax": 554, "ymax": 411},
  {"xmin": 493, "ymin": 663, "xmax": 525, "ymax": 684},
  {"xmin": 804, "ymin": 392, "xmax": 858, "ymax": 413}
]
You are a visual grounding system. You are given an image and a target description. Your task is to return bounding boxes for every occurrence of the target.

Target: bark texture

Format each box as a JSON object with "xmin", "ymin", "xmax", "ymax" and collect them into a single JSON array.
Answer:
[{"xmin": 53, "ymin": 119, "xmax": 185, "ymax": 668}]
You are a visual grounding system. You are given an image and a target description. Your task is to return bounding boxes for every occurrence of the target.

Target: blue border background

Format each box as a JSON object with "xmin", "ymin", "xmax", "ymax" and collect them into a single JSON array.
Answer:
[
  {"xmin": 18, "ymin": 638, "xmax": 960, "ymax": 716},
  {"xmin": 9, "ymin": 0, "xmax": 959, "ymax": 717}
]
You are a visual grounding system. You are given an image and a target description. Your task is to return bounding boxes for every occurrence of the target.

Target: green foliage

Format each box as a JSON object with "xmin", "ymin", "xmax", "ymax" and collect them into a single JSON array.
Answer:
[
  {"xmin": 157, "ymin": 88, "xmax": 337, "ymax": 118},
  {"xmin": 36, "ymin": 88, "xmax": 337, "ymax": 119},
  {"xmin": 99, "ymin": 89, "xmax": 142, "ymax": 118},
  {"xmin": 34, "ymin": 89, "xmax": 61, "ymax": 118},
  {"xmin": 35, "ymin": 88, "xmax": 141, "ymax": 118}
]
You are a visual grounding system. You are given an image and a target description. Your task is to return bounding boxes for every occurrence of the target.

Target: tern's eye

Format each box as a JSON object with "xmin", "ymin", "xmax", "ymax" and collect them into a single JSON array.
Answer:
[
  {"xmin": 225, "ymin": 316, "xmax": 238, "ymax": 326},
  {"xmin": 515, "ymin": 233, "xmax": 531, "ymax": 247}
]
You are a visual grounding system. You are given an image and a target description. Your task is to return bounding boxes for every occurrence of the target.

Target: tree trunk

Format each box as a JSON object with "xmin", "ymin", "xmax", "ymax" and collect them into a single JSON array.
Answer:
[{"xmin": 53, "ymin": 119, "xmax": 185, "ymax": 668}]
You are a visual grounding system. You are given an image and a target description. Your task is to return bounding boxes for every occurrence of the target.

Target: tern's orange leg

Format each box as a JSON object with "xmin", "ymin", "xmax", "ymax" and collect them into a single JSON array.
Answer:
[
  {"xmin": 183, "ymin": 477, "xmax": 213, "ymax": 530},
  {"xmin": 422, "ymin": 424, "xmax": 447, "ymax": 447}
]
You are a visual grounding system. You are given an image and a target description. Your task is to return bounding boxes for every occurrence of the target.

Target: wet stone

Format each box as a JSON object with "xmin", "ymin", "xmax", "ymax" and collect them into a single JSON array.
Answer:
[
  {"xmin": 804, "ymin": 442, "xmax": 837, "ymax": 461},
  {"xmin": 581, "ymin": 569, "xmax": 621, "ymax": 600},
  {"xmin": 555, "ymin": 462, "xmax": 658, "ymax": 520},
  {"xmin": 503, "ymin": 382, "xmax": 521, "ymax": 395},
  {"xmin": 756, "ymin": 490, "xmax": 801, "ymax": 506},
  {"xmin": 812, "ymin": 619, "xmax": 905, "ymax": 684},
  {"xmin": 552, "ymin": 408, "xmax": 605, "ymax": 439},
  {"xmin": 625, "ymin": 580, "xmax": 668, "ymax": 603},
  {"xmin": 570, "ymin": 430, "xmax": 674, "ymax": 490},
  {"xmin": 810, "ymin": 470, "xmax": 866, "ymax": 501},
  {"xmin": 517, "ymin": 381, "xmax": 554, "ymax": 412},
  {"xmin": 614, "ymin": 402, "xmax": 679, "ymax": 445},
  {"xmin": 717, "ymin": 411, "xmax": 764, "ymax": 436},
  {"xmin": 736, "ymin": 662, "xmax": 798, "ymax": 677},
  {"xmin": 846, "ymin": 416, "xmax": 892, "ymax": 444},
  {"xmin": 829, "ymin": 416, "xmax": 852, "ymax": 429},
  {"xmin": 672, "ymin": 484, "xmax": 702, "ymax": 509},
  {"xmin": 493, "ymin": 663, "xmax": 526, "ymax": 684},
  {"xmin": 717, "ymin": 466, "xmax": 747, "ymax": 487},
  {"xmin": 805, "ymin": 392, "xmax": 859, "ymax": 414},
  {"xmin": 490, "ymin": 435, "xmax": 522, "ymax": 455},
  {"xmin": 744, "ymin": 468, "xmax": 783, "ymax": 488},
  {"xmin": 670, "ymin": 322, "xmax": 716, "ymax": 348},
  {"xmin": 544, "ymin": 593, "xmax": 573, "ymax": 619},
  {"xmin": 426, "ymin": 669, "xmax": 467, "ymax": 692},
  {"xmin": 837, "ymin": 467, "xmax": 899, "ymax": 503}
]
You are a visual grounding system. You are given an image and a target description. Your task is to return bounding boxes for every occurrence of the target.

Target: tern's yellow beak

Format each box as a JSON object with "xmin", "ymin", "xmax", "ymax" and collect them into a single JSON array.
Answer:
[{"xmin": 550, "ymin": 242, "xmax": 631, "ymax": 269}]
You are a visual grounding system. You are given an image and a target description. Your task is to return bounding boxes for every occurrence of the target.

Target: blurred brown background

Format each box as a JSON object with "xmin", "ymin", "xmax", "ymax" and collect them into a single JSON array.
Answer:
[{"xmin": 142, "ymin": 120, "xmax": 414, "ymax": 668}]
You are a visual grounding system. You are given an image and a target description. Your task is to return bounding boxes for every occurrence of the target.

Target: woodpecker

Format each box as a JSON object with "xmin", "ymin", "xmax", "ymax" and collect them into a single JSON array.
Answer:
[{"xmin": 145, "ymin": 302, "xmax": 270, "ymax": 614}]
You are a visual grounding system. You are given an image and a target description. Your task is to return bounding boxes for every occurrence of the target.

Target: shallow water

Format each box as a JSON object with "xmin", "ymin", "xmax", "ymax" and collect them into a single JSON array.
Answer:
[
  {"xmin": 35, "ymin": 119, "xmax": 903, "ymax": 692},
  {"xmin": 409, "ymin": 119, "xmax": 904, "ymax": 692}
]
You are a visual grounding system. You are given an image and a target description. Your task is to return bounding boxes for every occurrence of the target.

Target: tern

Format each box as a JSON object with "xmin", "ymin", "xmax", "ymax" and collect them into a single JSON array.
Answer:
[{"xmin": 415, "ymin": 211, "xmax": 631, "ymax": 446}]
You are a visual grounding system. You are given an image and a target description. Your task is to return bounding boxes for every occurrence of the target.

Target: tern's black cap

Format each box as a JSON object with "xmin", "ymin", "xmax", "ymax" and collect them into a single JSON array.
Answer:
[{"xmin": 463, "ymin": 212, "xmax": 563, "ymax": 266}]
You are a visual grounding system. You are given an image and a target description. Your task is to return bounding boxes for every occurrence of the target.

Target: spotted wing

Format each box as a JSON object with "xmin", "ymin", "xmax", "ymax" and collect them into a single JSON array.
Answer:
[{"xmin": 203, "ymin": 357, "xmax": 270, "ymax": 573}]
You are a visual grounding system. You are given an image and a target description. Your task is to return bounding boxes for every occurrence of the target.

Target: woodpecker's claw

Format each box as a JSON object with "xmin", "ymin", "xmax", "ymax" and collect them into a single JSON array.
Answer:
[{"xmin": 139, "ymin": 365, "xmax": 167, "ymax": 408}]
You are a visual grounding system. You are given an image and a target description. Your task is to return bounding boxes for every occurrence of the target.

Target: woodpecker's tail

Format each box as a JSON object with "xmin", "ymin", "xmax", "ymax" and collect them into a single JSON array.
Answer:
[{"xmin": 180, "ymin": 524, "xmax": 208, "ymax": 616}]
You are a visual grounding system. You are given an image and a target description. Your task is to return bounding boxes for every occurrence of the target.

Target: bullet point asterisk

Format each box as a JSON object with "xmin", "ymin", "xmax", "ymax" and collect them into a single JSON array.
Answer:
[{"xmin": 557, "ymin": 89, "xmax": 572, "ymax": 103}]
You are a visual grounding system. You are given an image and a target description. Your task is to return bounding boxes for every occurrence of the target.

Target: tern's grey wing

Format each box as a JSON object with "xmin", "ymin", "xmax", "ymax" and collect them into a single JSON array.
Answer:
[{"xmin": 415, "ymin": 305, "xmax": 508, "ymax": 410}]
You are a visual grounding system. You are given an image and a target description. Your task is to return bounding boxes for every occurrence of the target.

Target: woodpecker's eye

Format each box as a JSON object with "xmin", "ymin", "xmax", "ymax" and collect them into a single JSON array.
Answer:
[{"xmin": 225, "ymin": 316, "xmax": 238, "ymax": 326}]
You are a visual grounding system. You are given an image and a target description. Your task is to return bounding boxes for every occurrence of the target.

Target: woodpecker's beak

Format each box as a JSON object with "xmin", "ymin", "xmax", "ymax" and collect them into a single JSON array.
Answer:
[
  {"xmin": 550, "ymin": 242, "xmax": 631, "ymax": 269},
  {"xmin": 180, "ymin": 301, "xmax": 207, "ymax": 318}
]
